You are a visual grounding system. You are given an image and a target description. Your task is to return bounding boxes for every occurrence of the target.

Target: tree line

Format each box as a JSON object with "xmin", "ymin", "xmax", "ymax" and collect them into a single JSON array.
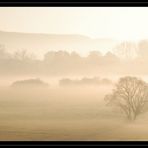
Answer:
[{"xmin": 0, "ymin": 40, "xmax": 148, "ymax": 76}]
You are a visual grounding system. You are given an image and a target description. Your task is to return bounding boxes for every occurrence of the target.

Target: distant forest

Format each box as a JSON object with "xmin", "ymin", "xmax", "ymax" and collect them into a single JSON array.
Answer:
[{"xmin": 0, "ymin": 40, "xmax": 148, "ymax": 76}]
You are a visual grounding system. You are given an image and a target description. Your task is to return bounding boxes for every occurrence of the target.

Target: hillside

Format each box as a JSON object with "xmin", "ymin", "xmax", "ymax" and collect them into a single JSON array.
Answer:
[{"xmin": 0, "ymin": 31, "xmax": 119, "ymax": 59}]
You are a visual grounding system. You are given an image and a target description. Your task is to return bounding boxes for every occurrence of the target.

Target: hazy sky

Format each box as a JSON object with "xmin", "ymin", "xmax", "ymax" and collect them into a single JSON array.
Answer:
[{"xmin": 0, "ymin": 7, "xmax": 148, "ymax": 41}]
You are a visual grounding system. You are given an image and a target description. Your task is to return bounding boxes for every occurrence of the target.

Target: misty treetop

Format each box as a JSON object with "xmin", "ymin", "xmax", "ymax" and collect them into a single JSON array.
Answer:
[
  {"xmin": 11, "ymin": 78, "xmax": 49, "ymax": 88},
  {"xmin": 59, "ymin": 77, "xmax": 113, "ymax": 87},
  {"xmin": 0, "ymin": 47, "xmax": 120, "ymax": 76},
  {"xmin": 0, "ymin": 39, "xmax": 148, "ymax": 76}
]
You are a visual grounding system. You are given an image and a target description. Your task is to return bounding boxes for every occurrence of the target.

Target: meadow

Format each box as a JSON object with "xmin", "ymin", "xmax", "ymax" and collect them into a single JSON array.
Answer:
[{"xmin": 0, "ymin": 82, "xmax": 148, "ymax": 141}]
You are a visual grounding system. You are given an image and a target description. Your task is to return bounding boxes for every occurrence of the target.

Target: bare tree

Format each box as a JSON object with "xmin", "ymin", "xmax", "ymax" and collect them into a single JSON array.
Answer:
[
  {"xmin": 112, "ymin": 41, "xmax": 138, "ymax": 60},
  {"xmin": 104, "ymin": 76, "xmax": 148, "ymax": 121},
  {"xmin": 13, "ymin": 49, "xmax": 35, "ymax": 61},
  {"xmin": 0, "ymin": 44, "xmax": 11, "ymax": 60},
  {"xmin": 138, "ymin": 40, "xmax": 148, "ymax": 58}
]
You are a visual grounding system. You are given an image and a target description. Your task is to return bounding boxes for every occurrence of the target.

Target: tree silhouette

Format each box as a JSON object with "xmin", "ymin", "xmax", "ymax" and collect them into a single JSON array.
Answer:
[
  {"xmin": 113, "ymin": 41, "xmax": 138, "ymax": 60},
  {"xmin": 138, "ymin": 40, "xmax": 148, "ymax": 58},
  {"xmin": 13, "ymin": 49, "xmax": 35, "ymax": 61},
  {"xmin": 0, "ymin": 44, "xmax": 11, "ymax": 60},
  {"xmin": 104, "ymin": 76, "xmax": 148, "ymax": 121}
]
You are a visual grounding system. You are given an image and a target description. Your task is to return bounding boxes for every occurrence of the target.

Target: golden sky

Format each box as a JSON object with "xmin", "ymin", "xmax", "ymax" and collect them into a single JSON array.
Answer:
[{"xmin": 0, "ymin": 7, "xmax": 148, "ymax": 41}]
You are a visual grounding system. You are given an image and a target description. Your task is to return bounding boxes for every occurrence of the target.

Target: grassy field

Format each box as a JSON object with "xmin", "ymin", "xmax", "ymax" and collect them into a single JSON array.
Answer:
[{"xmin": 0, "ymin": 85, "xmax": 148, "ymax": 141}]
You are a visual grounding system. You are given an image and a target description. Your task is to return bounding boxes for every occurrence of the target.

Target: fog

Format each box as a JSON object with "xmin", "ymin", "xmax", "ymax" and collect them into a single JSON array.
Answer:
[
  {"xmin": 1, "ymin": 33, "xmax": 148, "ymax": 140},
  {"xmin": 0, "ymin": 83, "xmax": 120, "ymax": 140},
  {"xmin": 1, "ymin": 81, "xmax": 148, "ymax": 141}
]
